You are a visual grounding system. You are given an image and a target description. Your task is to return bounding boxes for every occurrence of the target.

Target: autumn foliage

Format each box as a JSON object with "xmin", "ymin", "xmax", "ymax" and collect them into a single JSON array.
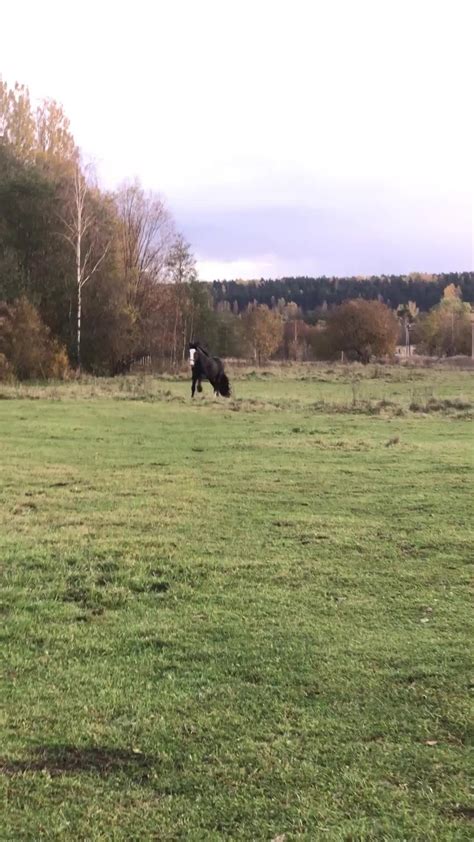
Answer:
[
  {"xmin": 417, "ymin": 285, "xmax": 472, "ymax": 356},
  {"xmin": 243, "ymin": 305, "xmax": 284, "ymax": 363},
  {"xmin": 326, "ymin": 299, "xmax": 400, "ymax": 362},
  {"xmin": 0, "ymin": 298, "xmax": 70, "ymax": 380}
]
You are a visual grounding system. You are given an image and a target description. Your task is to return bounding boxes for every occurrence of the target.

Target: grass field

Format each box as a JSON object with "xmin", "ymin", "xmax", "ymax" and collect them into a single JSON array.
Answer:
[{"xmin": 1, "ymin": 365, "xmax": 473, "ymax": 840}]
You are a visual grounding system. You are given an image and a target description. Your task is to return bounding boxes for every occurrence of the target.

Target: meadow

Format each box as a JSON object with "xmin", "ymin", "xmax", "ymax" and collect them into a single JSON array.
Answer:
[{"xmin": 1, "ymin": 364, "xmax": 473, "ymax": 840}]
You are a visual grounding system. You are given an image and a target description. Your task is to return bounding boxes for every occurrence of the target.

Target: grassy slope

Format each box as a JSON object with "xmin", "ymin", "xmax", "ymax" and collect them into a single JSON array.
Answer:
[{"xmin": 1, "ymin": 368, "xmax": 473, "ymax": 840}]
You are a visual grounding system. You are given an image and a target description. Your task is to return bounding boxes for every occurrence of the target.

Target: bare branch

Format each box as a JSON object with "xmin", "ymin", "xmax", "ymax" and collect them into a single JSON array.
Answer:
[
  {"xmin": 82, "ymin": 243, "xmax": 110, "ymax": 287},
  {"xmin": 81, "ymin": 242, "xmax": 94, "ymax": 277},
  {"xmin": 58, "ymin": 231, "xmax": 76, "ymax": 248}
]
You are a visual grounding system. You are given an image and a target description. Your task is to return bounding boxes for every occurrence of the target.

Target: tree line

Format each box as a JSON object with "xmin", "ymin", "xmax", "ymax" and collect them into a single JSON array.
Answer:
[
  {"xmin": 212, "ymin": 287, "xmax": 472, "ymax": 364},
  {"xmin": 211, "ymin": 272, "xmax": 474, "ymax": 317},
  {"xmin": 1, "ymin": 80, "xmax": 472, "ymax": 380}
]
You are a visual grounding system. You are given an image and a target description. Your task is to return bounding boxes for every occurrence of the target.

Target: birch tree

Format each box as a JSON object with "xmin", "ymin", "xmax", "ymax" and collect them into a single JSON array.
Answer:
[{"xmin": 61, "ymin": 166, "xmax": 109, "ymax": 370}]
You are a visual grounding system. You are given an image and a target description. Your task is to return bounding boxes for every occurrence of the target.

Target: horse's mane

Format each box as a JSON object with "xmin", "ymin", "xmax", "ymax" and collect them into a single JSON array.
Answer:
[{"xmin": 192, "ymin": 342, "xmax": 210, "ymax": 357}]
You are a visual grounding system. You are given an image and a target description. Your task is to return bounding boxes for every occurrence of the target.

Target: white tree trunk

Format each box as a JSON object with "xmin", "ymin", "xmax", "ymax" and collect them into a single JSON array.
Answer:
[
  {"xmin": 76, "ymin": 188, "xmax": 82, "ymax": 370},
  {"xmin": 77, "ymin": 281, "xmax": 82, "ymax": 370},
  {"xmin": 61, "ymin": 165, "xmax": 109, "ymax": 373}
]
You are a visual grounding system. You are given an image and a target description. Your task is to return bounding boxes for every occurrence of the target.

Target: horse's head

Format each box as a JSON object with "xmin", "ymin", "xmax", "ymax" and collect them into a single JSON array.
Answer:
[
  {"xmin": 189, "ymin": 340, "xmax": 209, "ymax": 367},
  {"xmin": 188, "ymin": 342, "xmax": 199, "ymax": 367}
]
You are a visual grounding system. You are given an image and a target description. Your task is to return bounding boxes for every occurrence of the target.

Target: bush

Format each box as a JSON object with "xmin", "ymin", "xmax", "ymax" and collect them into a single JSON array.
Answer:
[
  {"xmin": 0, "ymin": 352, "xmax": 13, "ymax": 382},
  {"xmin": 48, "ymin": 342, "xmax": 71, "ymax": 379},
  {"xmin": 0, "ymin": 297, "xmax": 70, "ymax": 380}
]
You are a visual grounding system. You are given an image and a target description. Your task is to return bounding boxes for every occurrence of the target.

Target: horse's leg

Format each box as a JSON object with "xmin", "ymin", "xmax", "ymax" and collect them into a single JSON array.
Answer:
[{"xmin": 191, "ymin": 372, "xmax": 197, "ymax": 397}]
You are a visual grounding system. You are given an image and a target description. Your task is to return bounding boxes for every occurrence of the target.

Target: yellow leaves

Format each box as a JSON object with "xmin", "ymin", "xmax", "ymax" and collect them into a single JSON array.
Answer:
[
  {"xmin": 443, "ymin": 283, "xmax": 462, "ymax": 300},
  {"xmin": 243, "ymin": 304, "xmax": 284, "ymax": 363}
]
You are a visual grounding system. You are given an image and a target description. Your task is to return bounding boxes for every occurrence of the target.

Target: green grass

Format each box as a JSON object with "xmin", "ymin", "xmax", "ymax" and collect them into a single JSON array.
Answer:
[{"xmin": 1, "ymin": 367, "xmax": 473, "ymax": 840}]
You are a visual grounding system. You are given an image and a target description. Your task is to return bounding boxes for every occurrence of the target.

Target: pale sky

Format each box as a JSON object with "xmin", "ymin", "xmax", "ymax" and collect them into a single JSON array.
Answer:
[{"xmin": 2, "ymin": 0, "xmax": 473, "ymax": 279}]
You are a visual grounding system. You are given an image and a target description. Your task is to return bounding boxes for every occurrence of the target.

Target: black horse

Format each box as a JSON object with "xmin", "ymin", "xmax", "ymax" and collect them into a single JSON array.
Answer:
[{"xmin": 189, "ymin": 342, "xmax": 231, "ymax": 398}]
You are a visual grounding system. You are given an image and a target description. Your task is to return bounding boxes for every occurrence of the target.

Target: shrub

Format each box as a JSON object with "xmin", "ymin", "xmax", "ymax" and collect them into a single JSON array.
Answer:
[
  {"xmin": 48, "ymin": 342, "xmax": 71, "ymax": 379},
  {"xmin": 0, "ymin": 352, "xmax": 13, "ymax": 382},
  {"xmin": 0, "ymin": 297, "xmax": 70, "ymax": 380}
]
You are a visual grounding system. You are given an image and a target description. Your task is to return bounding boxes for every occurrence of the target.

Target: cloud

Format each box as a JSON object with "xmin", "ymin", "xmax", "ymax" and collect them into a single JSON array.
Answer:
[
  {"xmin": 182, "ymin": 192, "xmax": 472, "ymax": 279},
  {"xmin": 2, "ymin": 0, "xmax": 472, "ymax": 278}
]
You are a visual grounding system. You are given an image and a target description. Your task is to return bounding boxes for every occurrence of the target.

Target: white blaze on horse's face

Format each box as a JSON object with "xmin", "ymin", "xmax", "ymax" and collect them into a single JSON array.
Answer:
[{"xmin": 189, "ymin": 348, "xmax": 196, "ymax": 367}]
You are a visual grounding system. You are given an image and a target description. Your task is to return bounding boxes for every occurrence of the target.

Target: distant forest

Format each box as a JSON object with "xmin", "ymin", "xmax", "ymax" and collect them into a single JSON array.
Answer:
[{"xmin": 211, "ymin": 273, "xmax": 474, "ymax": 317}]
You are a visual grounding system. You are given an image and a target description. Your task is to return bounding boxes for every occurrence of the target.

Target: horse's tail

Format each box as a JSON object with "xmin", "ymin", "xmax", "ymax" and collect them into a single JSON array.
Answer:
[{"xmin": 217, "ymin": 372, "xmax": 231, "ymax": 397}]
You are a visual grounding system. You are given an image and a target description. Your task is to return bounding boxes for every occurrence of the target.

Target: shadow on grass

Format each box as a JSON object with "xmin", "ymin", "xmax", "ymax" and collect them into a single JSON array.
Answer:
[
  {"xmin": 1, "ymin": 745, "xmax": 155, "ymax": 778},
  {"xmin": 446, "ymin": 806, "xmax": 474, "ymax": 823}
]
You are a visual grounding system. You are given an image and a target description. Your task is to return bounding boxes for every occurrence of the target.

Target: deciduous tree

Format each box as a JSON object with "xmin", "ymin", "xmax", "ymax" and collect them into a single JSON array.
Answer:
[
  {"xmin": 166, "ymin": 235, "xmax": 198, "ymax": 365},
  {"xmin": 418, "ymin": 292, "xmax": 471, "ymax": 356},
  {"xmin": 36, "ymin": 98, "xmax": 78, "ymax": 166},
  {"xmin": 243, "ymin": 304, "xmax": 283, "ymax": 363},
  {"xmin": 61, "ymin": 165, "xmax": 111, "ymax": 370},
  {"xmin": 0, "ymin": 81, "xmax": 36, "ymax": 162},
  {"xmin": 116, "ymin": 180, "xmax": 174, "ymax": 309},
  {"xmin": 327, "ymin": 299, "xmax": 399, "ymax": 362}
]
